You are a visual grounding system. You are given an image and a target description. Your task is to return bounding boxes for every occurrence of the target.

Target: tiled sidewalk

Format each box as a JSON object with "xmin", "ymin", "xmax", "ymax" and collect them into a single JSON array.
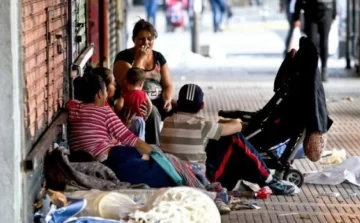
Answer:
[{"xmin": 173, "ymin": 81, "xmax": 360, "ymax": 223}]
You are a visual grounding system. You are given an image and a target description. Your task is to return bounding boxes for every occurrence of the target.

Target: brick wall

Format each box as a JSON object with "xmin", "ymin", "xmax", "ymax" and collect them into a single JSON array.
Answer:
[{"xmin": 22, "ymin": 0, "xmax": 68, "ymax": 151}]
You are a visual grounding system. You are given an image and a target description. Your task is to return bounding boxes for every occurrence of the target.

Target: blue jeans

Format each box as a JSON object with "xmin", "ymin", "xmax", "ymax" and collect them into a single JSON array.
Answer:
[
  {"xmin": 104, "ymin": 146, "xmax": 176, "ymax": 188},
  {"xmin": 129, "ymin": 116, "xmax": 146, "ymax": 141},
  {"xmin": 145, "ymin": 0, "xmax": 158, "ymax": 26},
  {"xmin": 210, "ymin": 0, "xmax": 226, "ymax": 32}
]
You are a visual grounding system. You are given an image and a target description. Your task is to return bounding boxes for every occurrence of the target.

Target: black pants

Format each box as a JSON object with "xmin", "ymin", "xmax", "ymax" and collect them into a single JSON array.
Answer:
[
  {"xmin": 206, "ymin": 133, "xmax": 271, "ymax": 190},
  {"xmin": 145, "ymin": 98, "xmax": 177, "ymax": 145},
  {"xmin": 304, "ymin": 11, "xmax": 333, "ymax": 69}
]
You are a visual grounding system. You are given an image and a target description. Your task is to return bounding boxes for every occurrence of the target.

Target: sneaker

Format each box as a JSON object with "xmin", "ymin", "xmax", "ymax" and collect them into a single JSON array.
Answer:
[
  {"xmin": 266, "ymin": 177, "xmax": 295, "ymax": 195},
  {"xmin": 214, "ymin": 198, "xmax": 231, "ymax": 215}
]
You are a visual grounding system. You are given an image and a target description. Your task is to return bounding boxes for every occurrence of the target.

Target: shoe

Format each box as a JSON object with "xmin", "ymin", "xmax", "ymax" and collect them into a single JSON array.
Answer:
[
  {"xmin": 266, "ymin": 177, "xmax": 295, "ymax": 195},
  {"xmin": 214, "ymin": 198, "xmax": 231, "ymax": 215},
  {"xmin": 321, "ymin": 67, "xmax": 328, "ymax": 82}
]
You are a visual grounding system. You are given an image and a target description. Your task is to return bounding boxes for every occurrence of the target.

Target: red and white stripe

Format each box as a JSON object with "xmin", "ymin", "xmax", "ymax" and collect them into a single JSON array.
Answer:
[{"xmin": 66, "ymin": 100, "xmax": 138, "ymax": 158}]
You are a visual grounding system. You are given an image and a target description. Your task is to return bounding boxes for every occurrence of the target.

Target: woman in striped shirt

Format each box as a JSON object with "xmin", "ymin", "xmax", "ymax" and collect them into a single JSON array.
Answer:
[{"xmin": 67, "ymin": 67, "xmax": 176, "ymax": 187}]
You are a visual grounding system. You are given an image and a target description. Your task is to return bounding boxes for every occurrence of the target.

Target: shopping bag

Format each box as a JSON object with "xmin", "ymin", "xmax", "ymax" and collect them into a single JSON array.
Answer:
[
  {"xmin": 150, "ymin": 149, "xmax": 184, "ymax": 186},
  {"xmin": 288, "ymin": 27, "xmax": 302, "ymax": 52}
]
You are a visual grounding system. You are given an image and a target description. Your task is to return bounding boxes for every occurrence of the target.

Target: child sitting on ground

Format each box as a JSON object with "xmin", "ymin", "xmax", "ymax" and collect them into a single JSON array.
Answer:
[
  {"xmin": 116, "ymin": 68, "xmax": 152, "ymax": 140},
  {"xmin": 160, "ymin": 84, "xmax": 295, "ymax": 196}
]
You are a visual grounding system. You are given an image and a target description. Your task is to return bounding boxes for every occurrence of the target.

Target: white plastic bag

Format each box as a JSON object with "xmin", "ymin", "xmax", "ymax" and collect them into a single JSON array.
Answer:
[
  {"xmin": 288, "ymin": 27, "xmax": 302, "ymax": 52},
  {"xmin": 319, "ymin": 148, "xmax": 346, "ymax": 166},
  {"xmin": 65, "ymin": 189, "xmax": 139, "ymax": 220}
]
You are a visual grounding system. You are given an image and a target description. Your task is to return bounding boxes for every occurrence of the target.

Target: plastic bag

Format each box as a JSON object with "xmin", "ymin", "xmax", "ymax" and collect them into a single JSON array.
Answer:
[
  {"xmin": 319, "ymin": 149, "xmax": 346, "ymax": 166},
  {"xmin": 129, "ymin": 187, "xmax": 221, "ymax": 223},
  {"xmin": 65, "ymin": 189, "xmax": 139, "ymax": 220},
  {"xmin": 150, "ymin": 150, "xmax": 184, "ymax": 186},
  {"xmin": 288, "ymin": 27, "xmax": 302, "ymax": 51}
]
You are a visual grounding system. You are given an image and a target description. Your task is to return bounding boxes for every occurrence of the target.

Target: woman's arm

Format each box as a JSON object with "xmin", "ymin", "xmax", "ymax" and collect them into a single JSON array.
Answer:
[
  {"xmin": 113, "ymin": 61, "xmax": 132, "ymax": 89},
  {"xmin": 134, "ymin": 139, "xmax": 153, "ymax": 155},
  {"xmin": 145, "ymin": 94, "xmax": 153, "ymax": 120},
  {"xmin": 160, "ymin": 63, "xmax": 174, "ymax": 110},
  {"xmin": 114, "ymin": 96, "xmax": 125, "ymax": 116},
  {"xmin": 106, "ymin": 110, "xmax": 153, "ymax": 154},
  {"xmin": 113, "ymin": 49, "xmax": 148, "ymax": 89}
]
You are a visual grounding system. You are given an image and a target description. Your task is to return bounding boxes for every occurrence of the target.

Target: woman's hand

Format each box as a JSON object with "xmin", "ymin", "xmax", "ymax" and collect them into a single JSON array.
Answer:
[
  {"xmin": 135, "ymin": 45, "xmax": 150, "ymax": 62},
  {"xmin": 139, "ymin": 102, "xmax": 149, "ymax": 118},
  {"xmin": 141, "ymin": 154, "xmax": 150, "ymax": 160},
  {"xmin": 163, "ymin": 99, "xmax": 172, "ymax": 112}
]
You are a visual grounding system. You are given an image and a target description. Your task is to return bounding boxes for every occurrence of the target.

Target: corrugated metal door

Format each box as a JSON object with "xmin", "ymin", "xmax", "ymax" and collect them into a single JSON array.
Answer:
[
  {"xmin": 108, "ymin": 0, "xmax": 119, "ymax": 68},
  {"xmin": 70, "ymin": 0, "xmax": 87, "ymax": 62},
  {"xmin": 118, "ymin": 0, "xmax": 128, "ymax": 51}
]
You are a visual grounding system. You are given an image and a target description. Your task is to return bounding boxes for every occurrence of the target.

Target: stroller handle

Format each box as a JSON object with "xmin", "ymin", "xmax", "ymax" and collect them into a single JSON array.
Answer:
[{"xmin": 218, "ymin": 110, "xmax": 257, "ymax": 121}]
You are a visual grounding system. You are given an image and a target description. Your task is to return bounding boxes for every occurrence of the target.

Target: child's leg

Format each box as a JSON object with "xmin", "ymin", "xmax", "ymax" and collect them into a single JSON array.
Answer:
[
  {"xmin": 190, "ymin": 162, "xmax": 231, "ymax": 214},
  {"xmin": 129, "ymin": 116, "xmax": 146, "ymax": 140}
]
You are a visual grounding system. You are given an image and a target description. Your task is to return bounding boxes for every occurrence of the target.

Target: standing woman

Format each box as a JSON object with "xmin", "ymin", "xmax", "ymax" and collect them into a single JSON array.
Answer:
[
  {"xmin": 293, "ymin": 0, "xmax": 337, "ymax": 82},
  {"xmin": 113, "ymin": 19, "xmax": 176, "ymax": 145}
]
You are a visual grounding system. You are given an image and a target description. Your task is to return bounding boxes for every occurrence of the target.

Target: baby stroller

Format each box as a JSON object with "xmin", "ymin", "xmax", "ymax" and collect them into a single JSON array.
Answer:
[
  {"xmin": 218, "ymin": 37, "xmax": 333, "ymax": 188},
  {"xmin": 165, "ymin": 0, "xmax": 187, "ymax": 32}
]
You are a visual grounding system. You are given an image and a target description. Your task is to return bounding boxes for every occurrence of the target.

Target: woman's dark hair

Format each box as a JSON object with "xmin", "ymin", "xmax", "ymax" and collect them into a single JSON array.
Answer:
[
  {"xmin": 73, "ymin": 66, "xmax": 107, "ymax": 103},
  {"xmin": 132, "ymin": 19, "xmax": 158, "ymax": 40},
  {"xmin": 94, "ymin": 67, "xmax": 113, "ymax": 87}
]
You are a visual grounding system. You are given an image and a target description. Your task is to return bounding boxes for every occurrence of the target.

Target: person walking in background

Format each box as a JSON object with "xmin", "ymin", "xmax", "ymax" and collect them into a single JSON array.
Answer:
[
  {"xmin": 280, "ymin": 0, "xmax": 295, "ymax": 57},
  {"xmin": 226, "ymin": 0, "xmax": 234, "ymax": 24},
  {"xmin": 249, "ymin": 0, "xmax": 262, "ymax": 7},
  {"xmin": 293, "ymin": 0, "xmax": 337, "ymax": 82},
  {"xmin": 145, "ymin": 0, "xmax": 158, "ymax": 26},
  {"xmin": 210, "ymin": 0, "xmax": 226, "ymax": 32}
]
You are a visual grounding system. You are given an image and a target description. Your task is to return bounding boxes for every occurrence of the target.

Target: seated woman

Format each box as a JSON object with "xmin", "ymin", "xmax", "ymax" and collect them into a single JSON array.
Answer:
[
  {"xmin": 74, "ymin": 67, "xmax": 146, "ymax": 138},
  {"xmin": 113, "ymin": 19, "xmax": 176, "ymax": 145},
  {"xmin": 67, "ymin": 67, "xmax": 173, "ymax": 188}
]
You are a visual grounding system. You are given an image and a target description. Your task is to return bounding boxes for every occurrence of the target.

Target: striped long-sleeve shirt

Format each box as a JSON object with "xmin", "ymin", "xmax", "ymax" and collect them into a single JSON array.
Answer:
[{"xmin": 66, "ymin": 100, "xmax": 138, "ymax": 158}]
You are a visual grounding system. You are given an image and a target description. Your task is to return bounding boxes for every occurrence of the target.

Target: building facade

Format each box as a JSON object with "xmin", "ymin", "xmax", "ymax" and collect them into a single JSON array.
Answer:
[{"xmin": 0, "ymin": 0, "xmax": 128, "ymax": 222}]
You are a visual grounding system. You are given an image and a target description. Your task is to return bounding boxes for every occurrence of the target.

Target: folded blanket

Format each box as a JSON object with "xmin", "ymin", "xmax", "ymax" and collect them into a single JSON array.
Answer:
[{"xmin": 164, "ymin": 153, "xmax": 205, "ymax": 189}]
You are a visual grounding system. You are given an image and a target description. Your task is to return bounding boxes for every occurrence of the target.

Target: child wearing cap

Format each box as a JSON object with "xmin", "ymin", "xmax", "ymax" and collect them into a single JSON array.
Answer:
[
  {"xmin": 116, "ymin": 68, "xmax": 152, "ymax": 140},
  {"xmin": 160, "ymin": 84, "xmax": 296, "ymax": 196}
]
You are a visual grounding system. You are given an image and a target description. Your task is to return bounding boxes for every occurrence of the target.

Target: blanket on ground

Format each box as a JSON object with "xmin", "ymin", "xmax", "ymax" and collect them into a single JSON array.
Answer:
[{"xmin": 44, "ymin": 146, "xmax": 148, "ymax": 191}]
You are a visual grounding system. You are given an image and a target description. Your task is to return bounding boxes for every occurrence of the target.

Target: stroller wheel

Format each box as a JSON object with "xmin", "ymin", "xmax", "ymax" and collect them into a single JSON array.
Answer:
[{"xmin": 283, "ymin": 169, "xmax": 304, "ymax": 188}]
